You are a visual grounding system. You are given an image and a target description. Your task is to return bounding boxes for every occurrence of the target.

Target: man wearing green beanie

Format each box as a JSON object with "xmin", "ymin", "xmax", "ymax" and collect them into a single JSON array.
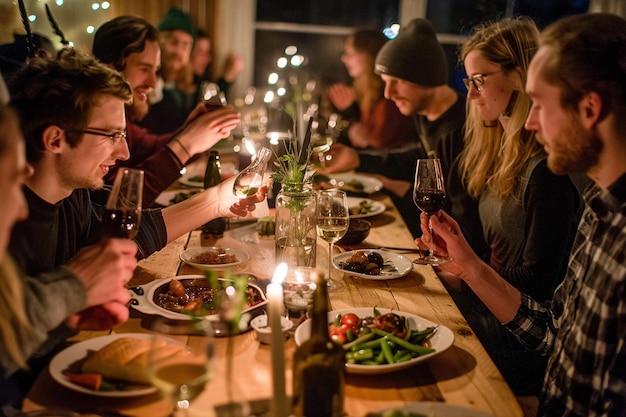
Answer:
[
  {"xmin": 141, "ymin": 7, "xmax": 197, "ymax": 134},
  {"xmin": 323, "ymin": 18, "xmax": 488, "ymax": 262}
]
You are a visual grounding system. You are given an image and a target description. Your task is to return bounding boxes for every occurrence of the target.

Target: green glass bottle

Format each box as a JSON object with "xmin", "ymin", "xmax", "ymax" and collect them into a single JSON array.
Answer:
[
  {"xmin": 202, "ymin": 150, "xmax": 226, "ymax": 237},
  {"xmin": 292, "ymin": 271, "xmax": 345, "ymax": 417}
]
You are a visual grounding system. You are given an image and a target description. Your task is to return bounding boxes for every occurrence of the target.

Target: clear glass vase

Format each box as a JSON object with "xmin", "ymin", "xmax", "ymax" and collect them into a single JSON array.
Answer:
[{"xmin": 274, "ymin": 182, "xmax": 317, "ymax": 267}]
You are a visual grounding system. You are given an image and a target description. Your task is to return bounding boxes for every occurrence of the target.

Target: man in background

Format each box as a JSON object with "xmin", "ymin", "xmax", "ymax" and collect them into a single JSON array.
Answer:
[{"xmin": 93, "ymin": 15, "xmax": 241, "ymax": 205}]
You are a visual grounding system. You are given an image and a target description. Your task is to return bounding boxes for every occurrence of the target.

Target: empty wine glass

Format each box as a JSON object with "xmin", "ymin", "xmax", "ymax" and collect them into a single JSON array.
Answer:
[
  {"xmin": 316, "ymin": 190, "xmax": 349, "ymax": 291},
  {"xmin": 103, "ymin": 168, "xmax": 143, "ymax": 239},
  {"xmin": 148, "ymin": 318, "xmax": 214, "ymax": 417},
  {"xmin": 412, "ymin": 159, "xmax": 451, "ymax": 265},
  {"xmin": 232, "ymin": 146, "xmax": 271, "ymax": 197}
]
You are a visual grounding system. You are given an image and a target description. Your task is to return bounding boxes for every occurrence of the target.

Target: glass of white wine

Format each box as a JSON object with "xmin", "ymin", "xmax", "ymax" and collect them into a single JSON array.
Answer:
[
  {"xmin": 316, "ymin": 190, "xmax": 349, "ymax": 291},
  {"xmin": 148, "ymin": 318, "xmax": 214, "ymax": 417},
  {"xmin": 232, "ymin": 146, "xmax": 271, "ymax": 197}
]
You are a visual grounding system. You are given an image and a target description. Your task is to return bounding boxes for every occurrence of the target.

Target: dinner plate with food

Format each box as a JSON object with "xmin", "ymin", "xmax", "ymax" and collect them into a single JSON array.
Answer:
[
  {"xmin": 154, "ymin": 189, "xmax": 201, "ymax": 207},
  {"xmin": 178, "ymin": 171, "xmax": 205, "ymax": 188},
  {"xmin": 332, "ymin": 249, "xmax": 413, "ymax": 280},
  {"xmin": 128, "ymin": 275, "xmax": 268, "ymax": 327},
  {"xmin": 294, "ymin": 307, "xmax": 454, "ymax": 374},
  {"xmin": 49, "ymin": 333, "xmax": 168, "ymax": 397},
  {"xmin": 314, "ymin": 173, "xmax": 383, "ymax": 195},
  {"xmin": 179, "ymin": 247, "xmax": 249, "ymax": 271},
  {"xmin": 346, "ymin": 197, "xmax": 386, "ymax": 218}
]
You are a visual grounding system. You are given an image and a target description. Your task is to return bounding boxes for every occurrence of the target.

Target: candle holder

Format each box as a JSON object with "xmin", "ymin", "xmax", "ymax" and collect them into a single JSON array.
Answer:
[{"xmin": 282, "ymin": 266, "xmax": 319, "ymax": 313}]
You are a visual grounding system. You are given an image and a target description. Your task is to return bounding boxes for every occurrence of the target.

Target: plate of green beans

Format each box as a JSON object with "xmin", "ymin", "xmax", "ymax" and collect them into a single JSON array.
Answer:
[{"xmin": 294, "ymin": 307, "xmax": 454, "ymax": 374}]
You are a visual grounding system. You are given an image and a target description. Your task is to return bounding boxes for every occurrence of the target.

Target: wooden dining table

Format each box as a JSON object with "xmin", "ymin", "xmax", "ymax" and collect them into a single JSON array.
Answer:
[{"xmin": 22, "ymin": 189, "xmax": 523, "ymax": 417}]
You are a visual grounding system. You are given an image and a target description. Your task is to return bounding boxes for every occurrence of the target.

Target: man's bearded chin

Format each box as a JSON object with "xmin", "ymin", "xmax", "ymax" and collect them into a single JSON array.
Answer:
[
  {"xmin": 126, "ymin": 101, "xmax": 149, "ymax": 122},
  {"xmin": 547, "ymin": 128, "xmax": 602, "ymax": 176}
]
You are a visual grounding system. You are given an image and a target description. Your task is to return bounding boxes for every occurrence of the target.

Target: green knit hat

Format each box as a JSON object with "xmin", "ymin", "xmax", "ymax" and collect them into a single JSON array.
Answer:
[
  {"xmin": 375, "ymin": 18, "xmax": 447, "ymax": 87},
  {"xmin": 157, "ymin": 7, "xmax": 197, "ymax": 40}
]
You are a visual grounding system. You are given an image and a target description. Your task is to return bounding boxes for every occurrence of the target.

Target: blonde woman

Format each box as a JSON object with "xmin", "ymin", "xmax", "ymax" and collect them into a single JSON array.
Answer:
[
  {"xmin": 453, "ymin": 18, "xmax": 580, "ymax": 398},
  {"xmin": 0, "ymin": 103, "xmax": 33, "ymax": 408}
]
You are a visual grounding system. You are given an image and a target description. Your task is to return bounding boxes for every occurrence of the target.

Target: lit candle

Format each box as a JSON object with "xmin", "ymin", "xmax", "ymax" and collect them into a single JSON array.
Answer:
[{"xmin": 268, "ymin": 262, "xmax": 289, "ymax": 417}]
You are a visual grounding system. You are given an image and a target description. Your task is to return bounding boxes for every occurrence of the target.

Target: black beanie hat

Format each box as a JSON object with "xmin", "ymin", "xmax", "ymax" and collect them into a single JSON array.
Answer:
[
  {"xmin": 157, "ymin": 7, "xmax": 197, "ymax": 40},
  {"xmin": 375, "ymin": 18, "xmax": 447, "ymax": 87}
]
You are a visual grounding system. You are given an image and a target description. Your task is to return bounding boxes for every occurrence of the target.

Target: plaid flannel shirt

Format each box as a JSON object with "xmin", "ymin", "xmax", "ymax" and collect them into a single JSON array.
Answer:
[{"xmin": 507, "ymin": 174, "xmax": 626, "ymax": 417}]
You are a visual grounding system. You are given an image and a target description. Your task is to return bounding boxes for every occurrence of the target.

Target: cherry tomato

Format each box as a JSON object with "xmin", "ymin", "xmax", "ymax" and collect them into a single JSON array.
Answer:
[
  {"xmin": 328, "ymin": 324, "xmax": 347, "ymax": 344},
  {"xmin": 340, "ymin": 313, "xmax": 360, "ymax": 329}
]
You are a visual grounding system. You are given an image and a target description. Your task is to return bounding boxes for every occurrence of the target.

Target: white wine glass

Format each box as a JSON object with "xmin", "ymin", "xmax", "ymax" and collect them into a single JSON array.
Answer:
[
  {"xmin": 232, "ymin": 146, "xmax": 271, "ymax": 197},
  {"xmin": 103, "ymin": 168, "xmax": 143, "ymax": 239},
  {"xmin": 413, "ymin": 159, "xmax": 452, "ymax": 265},
  {"xmin": 149, "ymin": 318, "xmax": 214, "ymax": 417},
  {"xmin": 316, "ymin": 190, "xmax": 349, "ymax": 291}
]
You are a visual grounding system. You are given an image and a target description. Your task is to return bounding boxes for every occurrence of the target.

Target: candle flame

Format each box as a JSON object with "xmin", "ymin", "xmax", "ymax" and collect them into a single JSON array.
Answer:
[{"xmin": 272, "ymin": 262, "xmax": 288, "ymax": 284}]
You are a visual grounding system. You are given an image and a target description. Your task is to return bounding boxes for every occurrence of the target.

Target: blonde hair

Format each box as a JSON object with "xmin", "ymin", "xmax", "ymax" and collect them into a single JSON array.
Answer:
[
  {"xmin": 459, "ymin": 17, "xmax": 543, "ymax": 199},
  {"xmin": 0, "ymin": 256, "xmax": 31, "ymax": 370},
  {"xmin": 0, "ymin": 104, "xmax": 32, "ymax": 370}
]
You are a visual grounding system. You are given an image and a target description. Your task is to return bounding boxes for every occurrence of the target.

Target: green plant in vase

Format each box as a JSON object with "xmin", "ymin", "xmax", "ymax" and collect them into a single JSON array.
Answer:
[{"xmin": 270, "ymin": 125, "xmax": 318, "ymax": 268}]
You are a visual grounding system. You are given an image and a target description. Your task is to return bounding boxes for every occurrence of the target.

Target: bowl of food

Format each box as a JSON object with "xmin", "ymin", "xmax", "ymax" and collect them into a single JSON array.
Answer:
[
  {"xmin": 338, "ymin": 219, "xmax": 371, "ymax": 246},
  {"xmin": 128, "ymin": 275, "xmax": 268, "ymax": 335}
]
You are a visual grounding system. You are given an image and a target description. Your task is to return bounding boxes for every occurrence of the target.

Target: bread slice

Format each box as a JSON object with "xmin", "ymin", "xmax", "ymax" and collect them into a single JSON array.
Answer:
[{"xmin": 81, "ymin": 337, "xmax": 185, "ymax": 384}]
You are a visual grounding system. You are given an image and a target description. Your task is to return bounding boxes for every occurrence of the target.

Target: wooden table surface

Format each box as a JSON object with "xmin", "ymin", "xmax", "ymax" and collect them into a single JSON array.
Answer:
[{"xmin": 23, "ymin": 190, "xmax": 523, "ymax": 417}]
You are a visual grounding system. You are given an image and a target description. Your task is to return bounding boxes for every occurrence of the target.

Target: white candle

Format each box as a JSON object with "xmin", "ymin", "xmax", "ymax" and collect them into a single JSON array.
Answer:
[{"xmin": 268, "ymin": 262, "xmax": 289, "ymax": 417}]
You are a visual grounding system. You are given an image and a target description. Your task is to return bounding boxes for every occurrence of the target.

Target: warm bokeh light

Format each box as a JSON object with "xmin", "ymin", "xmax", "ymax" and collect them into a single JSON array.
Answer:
[
  {"xmin": 276, "ymin": 57, "xmax": 288, "ymax": 69},
  {"xmin": 268, "ymin": 73, "xmax": 279, "ymax": 85}
]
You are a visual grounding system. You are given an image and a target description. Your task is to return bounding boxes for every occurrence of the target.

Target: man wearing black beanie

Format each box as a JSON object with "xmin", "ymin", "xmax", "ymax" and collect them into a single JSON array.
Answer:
[{"xmin": 324, "ymin": 18, "xmax": 488, "ymax": 262}]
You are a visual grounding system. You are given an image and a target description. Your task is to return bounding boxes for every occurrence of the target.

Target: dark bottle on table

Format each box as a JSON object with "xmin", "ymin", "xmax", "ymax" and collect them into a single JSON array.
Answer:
[
  {"xmin": 292, "ymin": 271, "xmax": 345, "ymax": 417},
  {"xmin": 201, "ymin": 150, "xmax": 226, "ymax": 237}
]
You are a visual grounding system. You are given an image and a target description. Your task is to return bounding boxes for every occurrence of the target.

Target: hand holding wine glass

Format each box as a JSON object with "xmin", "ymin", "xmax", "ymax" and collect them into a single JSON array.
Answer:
[
  {"xmin": 149, "ymin": 318, "xmax": 214, "ymax": 417},
  {"xmin": 316, "ymin": 190, "xmax": 349, "ymax": 291},
  {"xmin": 413, "ymin": 159, "xmax": 451, "ymax": 265},
  {"xmin": 103, "ymin": 168, "xmax": 143, "ymax": 239}
]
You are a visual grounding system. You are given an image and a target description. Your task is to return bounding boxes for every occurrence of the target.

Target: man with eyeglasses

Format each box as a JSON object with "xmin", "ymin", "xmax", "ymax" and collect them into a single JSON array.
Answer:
[
  {"xmin": 5, "ymin": 49, "xmax": 267, "ymax": 404},
  {"xmin": 322, "ymin": 18, "xmax": 489, "ymax": 261},
  {"xmin": 92, "ymin": 15, "xmax": 241, "ymax": 206}
]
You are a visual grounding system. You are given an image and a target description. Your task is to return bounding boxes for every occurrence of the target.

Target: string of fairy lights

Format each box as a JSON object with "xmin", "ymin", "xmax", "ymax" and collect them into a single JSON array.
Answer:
[{"xmin": 18, "ymin": 0, "xmax": 112, "ymax": 51}]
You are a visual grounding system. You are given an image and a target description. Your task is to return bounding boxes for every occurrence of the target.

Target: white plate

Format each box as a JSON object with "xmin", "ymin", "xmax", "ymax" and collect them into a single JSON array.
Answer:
[
  {"xmin": 154, "ymin": 189, "xmax": 201, "ymax": 207},
  {"xmin": 294, "ymin": 308, "xmax": 454, "ymax": 374},
  {"xmin": 179, "ymin": 247, "xmax": 249, "ymax": 270},
  {"xmin": 347, "ymin": 196, "xmax": 386, "ymax": 219},
  {"xmin": 333, "ymin": 249, "xmax": 412, "ymax": 280},
  {"xmin": 49, "ymin": 333, "xmax": 158, "ymax": 397},
  {"xmin": 329, "ymin": 173, "xmax": 383, "ymax": 195},
  {"xmin": 367, "ymin": 402, "xmax": 494, "ymax": 417}
]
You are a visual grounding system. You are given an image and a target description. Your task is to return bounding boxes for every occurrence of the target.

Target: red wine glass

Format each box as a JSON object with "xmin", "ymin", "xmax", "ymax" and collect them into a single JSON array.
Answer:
[{"xmin": 412, "ymin": 159, "xmax": 451, "ymax": 265}]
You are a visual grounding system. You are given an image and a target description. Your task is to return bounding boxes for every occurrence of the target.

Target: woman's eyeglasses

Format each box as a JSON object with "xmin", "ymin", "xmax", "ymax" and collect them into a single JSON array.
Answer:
[{"xmin": 462, "ymin": 70, "xmax": 503, "ymax": 92}]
